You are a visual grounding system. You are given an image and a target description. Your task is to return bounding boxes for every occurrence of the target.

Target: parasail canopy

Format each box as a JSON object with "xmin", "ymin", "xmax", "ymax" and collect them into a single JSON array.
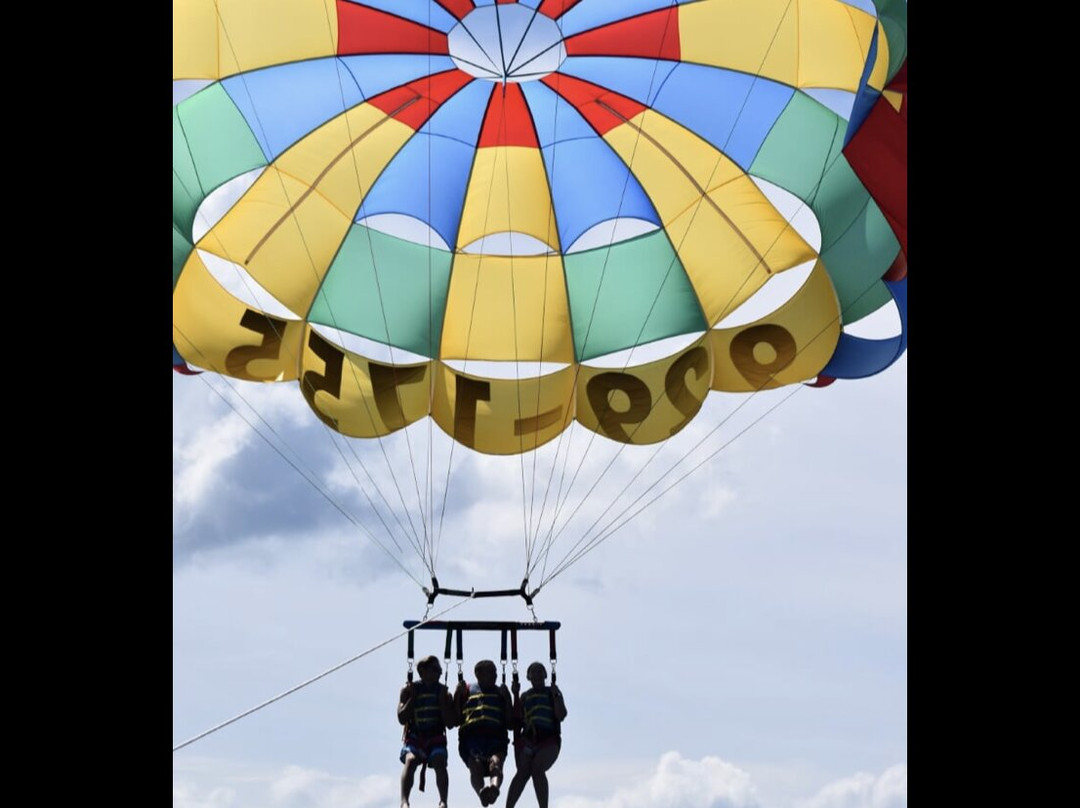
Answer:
[{"xmin": 173, "ymin": 0, "xmax": 908, "ymax": 457}]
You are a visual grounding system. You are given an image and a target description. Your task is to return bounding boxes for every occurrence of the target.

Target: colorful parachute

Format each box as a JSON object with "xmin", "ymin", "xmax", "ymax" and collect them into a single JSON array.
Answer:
[{"xmin": 173, "ymin": 0, "xmax": 907, "ymax": 456}]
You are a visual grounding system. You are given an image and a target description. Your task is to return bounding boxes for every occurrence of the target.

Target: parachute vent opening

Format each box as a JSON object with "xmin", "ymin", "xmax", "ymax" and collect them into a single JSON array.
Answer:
[
  {"xmin": 459, "ymin": 232, "xmax": 556, "ymax": 256},
  {"xmin": 449, "ymin": 5, "xmax": 567, "ymax": 84},
  {"xmin": 357, "ymin": 215, "xmax": 450, "ymax": 252},
  {"xmin": 198, "ymin": 249, "xmax": 300, "ymax": 322},
  {"xmin": 566, "ymin": 218, "xmax": 661, "ymax": 254}
]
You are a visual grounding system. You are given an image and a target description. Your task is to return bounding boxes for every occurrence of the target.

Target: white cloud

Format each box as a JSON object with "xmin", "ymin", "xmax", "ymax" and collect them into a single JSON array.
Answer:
[
  {"xmin": 795, "ymin": 764, "xmax": 907, "ymax": 808},
  {"xmin": 173, "ymin": 763, "xmax": 398, "ymax": 808},
  {"xmin": 555, "ymin": 751, "xmax": 761, "ymax": 808}
]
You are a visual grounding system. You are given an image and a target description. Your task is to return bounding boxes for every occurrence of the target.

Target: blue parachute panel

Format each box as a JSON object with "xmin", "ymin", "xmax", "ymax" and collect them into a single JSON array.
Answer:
[
  {"xmin": 360, "ymin": 80, "xmax": 490, "ymax": 246},
  {"xmin": 821, "ymin": 278, "xmax": 907, "ymax": 379},
  {"xmin": 340, "ymin": 54, "xmax": 457, "ymax": 101},
  {"xmin": 222, "ymin": 60, "xmax": 365, "ymax": 160},
  {"xmin": 561, "ymin": 58, "xmax": 794, "ymax": 170},
  {"xmin": 521, "ymin": 82, "xmax": 661, "ymax": 249},
  {"xmin": 520, "ymin": 79, "xmax": 610, "ymax": 148}
]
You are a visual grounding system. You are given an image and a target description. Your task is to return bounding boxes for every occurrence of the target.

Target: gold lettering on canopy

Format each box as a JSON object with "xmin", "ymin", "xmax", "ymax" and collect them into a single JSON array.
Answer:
[
  {"xmin": 301, "ymin": 330, "xmax": 345, "ymax": 428},
  {"xmin": 729, "ymin": 324, "xmax": 797, "ymax": 389},
  {"xmin": 225, "ymin": 309, "xmax": 290, "ymax": 380}
]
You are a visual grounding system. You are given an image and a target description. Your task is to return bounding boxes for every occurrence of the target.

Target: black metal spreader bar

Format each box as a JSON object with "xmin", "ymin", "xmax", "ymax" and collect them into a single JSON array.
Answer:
[
  {"xmin": 422, "ymin": 577, "xmax": 540, "ymax": 606},
  {"xmin": 403, "ymin": 620, "xmax": 560, "ymax": 631}
]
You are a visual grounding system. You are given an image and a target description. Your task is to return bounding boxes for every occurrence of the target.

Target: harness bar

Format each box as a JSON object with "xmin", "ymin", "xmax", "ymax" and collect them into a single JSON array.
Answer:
[{"xmin": 422, "ymin": 577, "xmax": 541, "ymax": 606}]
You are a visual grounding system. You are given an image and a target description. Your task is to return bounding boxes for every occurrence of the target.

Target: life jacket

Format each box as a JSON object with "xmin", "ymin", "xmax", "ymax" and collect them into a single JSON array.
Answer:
[
  {"xmin": 409, "ymin": 682, "xmax": 446, "ymax": 735},
  {"xmin": 521, "ymin": 687, "xmax": 559, "ymax": 737},
  {"xmin": 460, "ymin": 683, "xmax": 507, "ymax": 731}
]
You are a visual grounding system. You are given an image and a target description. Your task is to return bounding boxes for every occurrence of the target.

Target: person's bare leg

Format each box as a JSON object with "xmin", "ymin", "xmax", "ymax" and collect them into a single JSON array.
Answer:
[
  {"xmin": 505, "ymin": 750, "xmax": 533, "ymax": 808},
  {"xmin": 490, "ymin": 754, "xmax": 505, "ymax": 790},
  {"xmin": 469, "ymin": 758, "xmax": 486, "ymax": 798},
  {"xmin": 400, "ymin": 755, "xmax": 419, "ymax": 808},
  {"xmin": 529, "ymin": 745, "xmax": 560, "ymax": 808},
  {"xmin": 432, "ymin": 759, "xmax": 449, "ymax": 808}
]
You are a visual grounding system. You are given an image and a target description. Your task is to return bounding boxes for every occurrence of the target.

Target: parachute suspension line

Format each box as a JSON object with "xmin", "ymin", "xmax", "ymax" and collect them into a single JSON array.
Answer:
[
  {"xmin": 433, "ymin": 74, "xmax": 511, "ymax": 570},
  {"xmin": 540, "ymin": 383, "xmax": 803, "ymax": 588},
  {"xmin": 172, "ymin": 596, "xmax": 472, "ymax": 753},
  {"xmin": 523, "ymin": 10, "xmax": 677, "ymax": 583},
  {"xmin": 330, "ymin": 72, "xmax": 434, "ymax": 575},
  {"xmin": 529, "ymin": 0, "xmax": 812, "ymax": 580},
  {"xmin": 496, "ymin": 77, "xmax": 533, "ymax": 579},
  {"xmin": 521, "ymin": 3, "xmax": 570, "ymax": 575},
  {"xmin": 322, "ymin": 432, "xmax": 432, "ymax": 570},
  {"xmin": 427, "ymin": 2, "xmax": 437, "ymax": 577},
  {"xmin": 177, "ymin": 352, "xmax": 426, "ymax": 588},
  {"xmin": 533, "ymin": 120, "xmax": 829, "ymax": 578},
  {"xmin": 538, "ymin": 225, "xmax": 898, "ymax": 589},
  {"xmin": 202, "ymin": 6, "xmax": 437, "ymax": 576},
  {"xmin": 173, "ymin": 260, "xmax": 429, "ymax": 570}
]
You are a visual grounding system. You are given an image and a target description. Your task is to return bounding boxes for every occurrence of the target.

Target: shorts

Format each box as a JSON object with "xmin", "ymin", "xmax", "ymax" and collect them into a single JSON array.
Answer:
[
  {"xmin": 458, "ymin": 731, "xmax": 509, "ymax": 766},
  {"xmin": 514, "ymin": 732, "xmax": 561, "ymax": 758},
  {"xmin": 400, "ymin": 732, "xmax": 448, "ymax": 765}
]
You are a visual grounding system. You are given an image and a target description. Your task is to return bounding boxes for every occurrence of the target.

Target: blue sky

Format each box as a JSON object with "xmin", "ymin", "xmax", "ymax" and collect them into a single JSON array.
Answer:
[{"xmin": 172, "ymin": 347, "xmax": 906, "ymax": 808}]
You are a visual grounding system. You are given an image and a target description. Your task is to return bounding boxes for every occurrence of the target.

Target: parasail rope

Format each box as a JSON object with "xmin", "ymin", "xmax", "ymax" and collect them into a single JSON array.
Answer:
[{"xmin": 172, "ymin": 596, "xmax": 471, "ymax": 753}]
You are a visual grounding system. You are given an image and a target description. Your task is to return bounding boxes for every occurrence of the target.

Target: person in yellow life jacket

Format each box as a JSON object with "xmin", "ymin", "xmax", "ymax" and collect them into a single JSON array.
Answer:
[
  {"xmin": 504, "ymin": 662, "xmax": 567, "ymax": 808},
  {"xmin": 399, "ymin": 655, "xmax": 458, "ymax": 808},
  {"xmin": 454, "ymin": 659, "xmax": 514, "ymax": 806}
]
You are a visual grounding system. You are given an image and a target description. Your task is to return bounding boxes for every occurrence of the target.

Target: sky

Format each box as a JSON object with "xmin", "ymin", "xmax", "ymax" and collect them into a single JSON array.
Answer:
[{"xmin": 172, "ymin": 342, "xmax": 906, "ymax": 808}]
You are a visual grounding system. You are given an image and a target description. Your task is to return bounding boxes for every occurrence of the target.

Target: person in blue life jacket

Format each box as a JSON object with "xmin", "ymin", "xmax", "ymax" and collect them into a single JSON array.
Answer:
[
  {"xmin": 504, "ymin": 662, "xmax": 567, "ymax": 808},
  {"xmin": 399, "ymin": 655, "xmax": 459, "ymax": 808},
  {"xmin": 454, "ymin": 659, "xmax": 514, "ymax": 806}
]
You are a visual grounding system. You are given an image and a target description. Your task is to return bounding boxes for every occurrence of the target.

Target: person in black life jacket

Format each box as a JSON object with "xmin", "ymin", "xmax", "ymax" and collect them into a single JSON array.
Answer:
[
  {"xmin": 504, "ymin": 662, "xmax": 567, "ymax": 808},
  {"xmin": 454, "ymin": 659, "xmax": 514, "ymax": 806},
  {"xmin": 399, "ymin": 655, "xmax": 458, "ymax": 808}
]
